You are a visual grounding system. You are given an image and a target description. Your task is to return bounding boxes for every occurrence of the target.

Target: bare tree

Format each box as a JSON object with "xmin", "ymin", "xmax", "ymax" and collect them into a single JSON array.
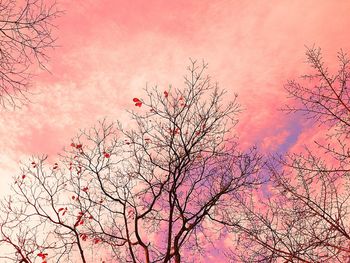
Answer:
[
  {"xmin": 0, "ymin": 0, "xmax": 60, "ymax": 108},
  {"xmin": 230, "ymin": 47, "xmax": 350, "ymax": 262},
  {"xmin": 0, "ymin": 156, "xmax": 90, "ymax": 263},
  {"xmin": 0, "ymin": 61, "xmax": 262, "ymax": 262}
]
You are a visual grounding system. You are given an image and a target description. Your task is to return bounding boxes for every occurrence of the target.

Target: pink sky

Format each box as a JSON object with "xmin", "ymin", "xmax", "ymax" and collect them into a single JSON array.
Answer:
[
  {"xmin": 0, "ymin": 0, "xmax": 350, "ymax": 191},
  {"xmin": 0, "ymin": 0, "xmax": 348, "ymax": 193},
  {"xmin": 0, "ymin": 1, "xmax": 350, "ymax": 259}
]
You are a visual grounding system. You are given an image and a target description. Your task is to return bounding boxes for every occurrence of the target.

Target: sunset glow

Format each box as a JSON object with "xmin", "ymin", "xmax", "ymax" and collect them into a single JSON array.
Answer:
[{"xmin": 0, "ymin": 1, "xmax": 349, "ymax": 262}]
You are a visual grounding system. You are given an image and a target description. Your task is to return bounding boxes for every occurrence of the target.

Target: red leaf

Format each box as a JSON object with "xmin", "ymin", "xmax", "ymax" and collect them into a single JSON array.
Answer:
[
  {"xmin": 80, "ymin": 233, "xmax": 88, "ymax": 241},
  {"xmin": 37, "ymin": 252, "xmax": 48, "ymax": 259},
  {"xmin": 21, "ymin": 175, "xmax": 26, "ymax": 179},
  {"xmin": 127, "ymin": 209, "xmax": 135, "ymax": 218},
  {"xmin": 167, "ymin": 128, "xmax": 180, "ymax": 135},
  {"xmin": 58, "ymin": 207, "xmax": 67, "ymax": 216},
  {"xmin": 164, "ymin": 91, "xmax": 168, "ymax": 98},
  {"xmin": 133, "ymin": 98, "xmax": 142, "ymax": 107},
  {"xmin": 82, "ymin": 187, "xmax": 88, "ymax": 192},
  {"xmin": 103, "ymin": 152, "xmax": 110, "ymax": 158},
  {"xmin": 70, "ymin": 143, "xmax": 76, "ymax": 147},
  {"xmin": 76, "ymin": 144, "xmax": 82, "ymax": 149}
]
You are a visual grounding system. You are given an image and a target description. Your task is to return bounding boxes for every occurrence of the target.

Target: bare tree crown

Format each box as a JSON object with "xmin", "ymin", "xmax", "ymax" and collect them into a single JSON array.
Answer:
[
  {"xmin": 0, "ymin": 0, "xmax": 60, "ymax": 108},
  {"xmin": 0, "ymin": 61, "xmax": 262, "ymax": 262},
  {"xmin": 232, "ymin": 47, "xmax": 350, "ymax": 263}
]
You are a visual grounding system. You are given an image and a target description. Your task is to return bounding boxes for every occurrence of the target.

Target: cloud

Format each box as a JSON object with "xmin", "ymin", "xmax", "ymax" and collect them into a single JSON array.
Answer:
[{"xmin": 0, "ymin": 4, "xmax": 350, "ymax": 261}]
